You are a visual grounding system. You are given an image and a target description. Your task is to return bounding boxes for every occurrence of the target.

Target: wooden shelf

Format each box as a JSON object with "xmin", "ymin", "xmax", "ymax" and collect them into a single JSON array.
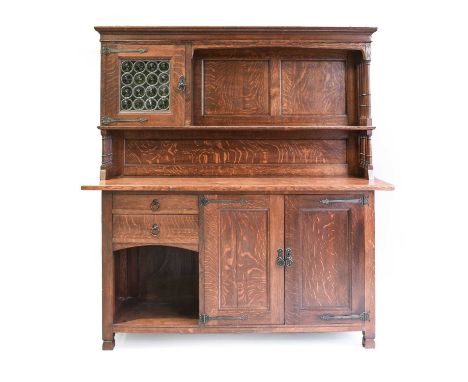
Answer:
[
  {"xmin": 114, "ymin": 297, "xmax": 199, "ymax": 329},
  {"xmin": 82, "ymin": 176, "xmax": 394, "ymax": 192},
  {"xmin": 98, "ymin": 125, "xmax": 375, "ymax": 131}
]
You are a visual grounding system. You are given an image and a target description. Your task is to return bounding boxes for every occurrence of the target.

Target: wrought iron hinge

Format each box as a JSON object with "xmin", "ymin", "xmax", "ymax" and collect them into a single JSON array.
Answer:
[
  {"xmin": 199, "ymin": 314, "xmax": 248, "ymax": 324},
  {"xmin": 101, "ymin": 47, "xmax": 148, "ymax": 55},
  {"xmin": 320, "ymin": 196, "xmax": 368, "ymax": 206},
  {"xmin": 320, "ymin": 311, "xmax": 370, "ymax": 321},
  {"xmin": 199, "ymin": 196, "xmax": 248, "ymax": 207},
  {"xmin": 100, "ymin": 115, "xmax": 148, "ymax": 125}
]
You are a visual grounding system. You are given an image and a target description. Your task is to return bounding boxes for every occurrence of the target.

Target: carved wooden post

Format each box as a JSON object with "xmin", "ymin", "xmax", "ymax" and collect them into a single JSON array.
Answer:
[
  {"xmin": 359, "ymin": 44, "xmax": 372, "ymax": 126},
  {"xmin": 100, "ymin": 130, "xmax": 112, "ymax": 180}
]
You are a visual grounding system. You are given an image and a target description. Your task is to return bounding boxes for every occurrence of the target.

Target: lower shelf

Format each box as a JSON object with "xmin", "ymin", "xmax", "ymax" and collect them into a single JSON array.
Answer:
[{"xmin": 114, "ymin": 297, "xmax": 199, "ymax": 329}]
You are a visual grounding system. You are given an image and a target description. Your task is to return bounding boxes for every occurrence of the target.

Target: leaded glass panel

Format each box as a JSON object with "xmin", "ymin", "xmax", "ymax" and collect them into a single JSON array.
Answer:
[{"xmin": 120, "ymin": 60, "xmax": 170, "ymax": 112}]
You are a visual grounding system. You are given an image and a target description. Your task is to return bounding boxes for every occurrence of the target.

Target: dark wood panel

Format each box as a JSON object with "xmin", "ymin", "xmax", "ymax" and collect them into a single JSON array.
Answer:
[
  {"xmin": 202, "ymin": 195, "xmax": 284, "ymax": 325},
  {"xmin": 114, "ymin": 245, "xmax": 199, "ymax": 327},
  {"xmin": 202, "ymin": 60, "xmax": 270, "ymax": 115},
  {"xmin": 281, "ymin": 60, "xmax": 346, "ymax": 115},
  {"xmin": 285, "ymin": 195, "xmax": 365, "ymax": 325},
  {"xmin": 300, "ymin": 209, "xmax": 351, "ymax": 308},
  {"xmin": 219, "ymin": 210, "xmax": 268, "ymax": 309}
]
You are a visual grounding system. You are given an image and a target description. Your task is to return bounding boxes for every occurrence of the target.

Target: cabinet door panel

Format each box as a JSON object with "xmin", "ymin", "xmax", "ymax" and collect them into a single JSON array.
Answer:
[
  {"xmin": 101, "ymin": 44, "xmax": 185, "ymax": 126},
  {"xmin": 285, "ymin": 195, "xmax": 364, "ymax": 325},
  {"xmin": 202, "ymin": 195, "xmax": 284, "ymax": 325}
]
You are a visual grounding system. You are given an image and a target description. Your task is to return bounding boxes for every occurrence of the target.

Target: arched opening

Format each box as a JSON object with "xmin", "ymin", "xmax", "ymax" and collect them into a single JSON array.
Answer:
[{"xmin": 114, "ymin": 245, "xmax": 199, "ymax": 328}]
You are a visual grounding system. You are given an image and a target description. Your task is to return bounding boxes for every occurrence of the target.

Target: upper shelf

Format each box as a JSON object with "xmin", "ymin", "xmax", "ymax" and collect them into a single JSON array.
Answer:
[
  {"xmin": 98, "ymin": 125, "xmax": 375, "ymax": 131},
  {"xmin": 81, "ymin": 177, "xmax": 394, "ymax": 192}
]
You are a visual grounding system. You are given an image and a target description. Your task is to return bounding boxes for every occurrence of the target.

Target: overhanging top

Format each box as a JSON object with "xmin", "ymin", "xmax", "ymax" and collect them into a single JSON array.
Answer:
[{"xmin": 95, "ymin": 26, "xmax": 377, "ymax": 43}]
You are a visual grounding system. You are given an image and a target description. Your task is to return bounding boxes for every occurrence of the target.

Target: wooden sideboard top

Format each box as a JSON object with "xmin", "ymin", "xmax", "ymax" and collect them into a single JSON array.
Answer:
[{"xmin": 81, "ymin": 177, "xmax": 394, "ymax": 192}]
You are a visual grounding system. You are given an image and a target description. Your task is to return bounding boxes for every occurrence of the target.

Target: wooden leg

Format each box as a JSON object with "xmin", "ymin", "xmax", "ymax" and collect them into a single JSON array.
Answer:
[
  {"xmin": 102, "ymin": 335, "xmax": 115, "ymax": 350},
  {"xmin": 362, "ymin": 331, "xmax": 375, "ymax": 349}
]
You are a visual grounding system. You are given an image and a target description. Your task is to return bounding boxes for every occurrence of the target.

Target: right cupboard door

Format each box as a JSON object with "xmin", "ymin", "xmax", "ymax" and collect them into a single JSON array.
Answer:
[{"xmin": 285, "ymin": 195, "xmax": 365, "ymax": 325}]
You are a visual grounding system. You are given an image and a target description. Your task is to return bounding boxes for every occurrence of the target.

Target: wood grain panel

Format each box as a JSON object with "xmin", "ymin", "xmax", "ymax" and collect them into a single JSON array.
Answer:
[
  {"xmin": 113, "ymin": 215, "xmax": 198, "ymax": 247},
  {"xmin": 123, "ymin": 138, "xmax": 347, "ymax": 176},
  {"xmin": 281, "ymin": 60, "xmax": 346, "ymax": 115},
  {"xmin": 202, "ymin": 60, "xmax": 270, "ymax": 115},
  {"xmin": 219, "ymin": 210, "xmax": 268, "ymax": 309},
  {"xmin": 300, "ymin": 209, "xmax": 350, "ymax": 308},
  {"xmin": 285, "ymin": 195, "xmax": 365, "ymax": 325},
  {"xmin": 125, "ymin": 139, "xmax": 346, "ymax": 164},
  {"xmin": 202, "ymin": 195, "xmax": 284, "ymax": 325}
]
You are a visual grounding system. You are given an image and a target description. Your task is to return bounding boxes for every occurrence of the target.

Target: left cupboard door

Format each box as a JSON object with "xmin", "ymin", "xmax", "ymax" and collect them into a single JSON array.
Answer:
[
  {"xmin": 100, "ymin": 44, "xmax": 185, "ymax": 127},
  {"xmin": 201, "ymin": 195, "xmax": 285, "ymax": 326}
]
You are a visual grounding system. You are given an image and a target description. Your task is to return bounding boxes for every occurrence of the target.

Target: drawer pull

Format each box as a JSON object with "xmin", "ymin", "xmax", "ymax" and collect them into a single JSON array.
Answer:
[
  {"xmin": 150, "ymin": 224, "xmax": 160, "ymax": 237},
  {"xmin": 320, "ymin": 196, "xmax": 368, "ymax": 205},
  {"xmin": 150, "ymin": 199, "xmax": 160, "ymax": 211}
]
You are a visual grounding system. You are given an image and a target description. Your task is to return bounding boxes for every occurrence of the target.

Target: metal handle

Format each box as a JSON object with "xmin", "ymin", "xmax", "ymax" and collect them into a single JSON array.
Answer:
[
  {"xmin": 320, "ymin": 196, "xmax": 368, "ymax": 205},
  {"xmin": 150, "ymin": 199, "xmax": 160, "ymax": 211},
  {"xmin": 285, "ymin": 248, "xmax": 293, "ymax": 267},
  {"xmin": 320, "ymin": 312, "xmax": 370, "ymax": 321},
  {"xmin": 150, "ymin": 224, "xmax": 160, "ymax": 237},
  {"xmin": 101, "ymin": 115, "xmax": 147, "ymax": 125},
  {"xmin": 200, "ymin": 196, "xmax": 248, "ymax": 206},
  {"xmin": 101, "ymin": 47, "xmax": 148, "ymax": 55},
  {"xmin": 276, "ymin": 248, "xmax": 285, "ymax": 267},
  {"xmin": 178, "ymin": 75, "xmax": 186, "ymax": 91}
]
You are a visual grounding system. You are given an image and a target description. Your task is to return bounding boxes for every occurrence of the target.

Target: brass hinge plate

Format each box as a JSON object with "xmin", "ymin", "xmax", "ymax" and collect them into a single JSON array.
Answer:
[{"xmin": 199, "ymin": 314, "xmax": 248, "ymax": 324}]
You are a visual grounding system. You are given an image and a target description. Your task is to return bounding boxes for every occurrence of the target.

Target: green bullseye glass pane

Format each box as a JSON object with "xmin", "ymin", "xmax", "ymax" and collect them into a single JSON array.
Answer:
[{"xmin": 119, "ymin": 59, "xmax": 171, "ymax": 112}]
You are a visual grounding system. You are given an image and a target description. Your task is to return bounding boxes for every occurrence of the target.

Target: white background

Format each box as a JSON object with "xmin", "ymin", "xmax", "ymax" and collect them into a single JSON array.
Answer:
[{"xmin": 1, "ymin": 0, "xmax": 467, "ymax": 380}]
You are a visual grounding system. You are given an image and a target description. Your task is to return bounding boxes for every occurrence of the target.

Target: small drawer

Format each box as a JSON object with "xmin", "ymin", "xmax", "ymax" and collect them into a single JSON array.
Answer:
[
  {"xmin": 112, "ymin": 214, "xmax": 199, "ymax": 247},
  {"xmin": 113, "ymin": 194, "xmax": 198, "ymax": 214}
]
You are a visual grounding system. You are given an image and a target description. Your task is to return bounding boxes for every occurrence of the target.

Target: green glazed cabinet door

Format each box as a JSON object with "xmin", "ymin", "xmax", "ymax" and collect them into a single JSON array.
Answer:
[{"xmin": 101, "ymin": 44, "xmax": 185, "ymax": 127}]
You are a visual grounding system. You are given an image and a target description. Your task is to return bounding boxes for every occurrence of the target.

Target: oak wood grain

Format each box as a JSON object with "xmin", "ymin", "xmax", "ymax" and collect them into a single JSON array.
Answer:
[
  {"xmin": 285, "ymin": 195, "xmax": 365, "ymax": 325},
  {"xmin": 282, "ymin": 60, "xmax": 346, "ymax": 116},
  {"xmin": 82, "ymin": 177, "xmax": 395, "ymax": 192},
  {"xmin": 202, "ymin": 195, "xmax": 284, "ymax": 325}
]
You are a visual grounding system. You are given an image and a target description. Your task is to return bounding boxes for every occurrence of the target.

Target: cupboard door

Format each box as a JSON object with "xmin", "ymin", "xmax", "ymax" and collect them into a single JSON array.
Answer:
[
  {"xmin": 101, "ymin": 44, "xmax": 185, "ymax": 127},
  {"xmin": 285, "ymin": 195, "xmax": 365, "ymax": 325},
  {"xmin": 202, "ymin": 195, "xmax": 284, "ymax": 325}
]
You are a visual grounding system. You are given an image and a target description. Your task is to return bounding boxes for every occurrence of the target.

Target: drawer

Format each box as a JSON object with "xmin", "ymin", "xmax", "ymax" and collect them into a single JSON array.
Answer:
[
  {"xmin": 113, "ymin": 194, "xmax": 198, "ymax": 214},
  {"xmin": 112, "ymin": 214, "xmax": 199, "ymax": 247}
]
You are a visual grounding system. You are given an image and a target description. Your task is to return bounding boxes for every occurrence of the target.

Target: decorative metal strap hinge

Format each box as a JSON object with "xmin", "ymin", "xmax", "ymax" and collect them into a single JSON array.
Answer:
[
  {"xmin": 320, "ymin": 312, "xmax": 370, "ymax": 322},
  {"xmin": 100, "ymin": 116, "xmax": 148, "ymax": 125},
  {"xmin": 101, "ymin": 47, "xmax": 148, "ymax": 55},
  {"xmin": 199, "ymin": 314, "xmax": 248, "ymax": 324},
  {"xmin": 320, "ymin": 196, "xmax": 368, "ymax": 205},
  {"xmin": 199, "ymin": 196, "xmax": 248, "ymax": 207}
]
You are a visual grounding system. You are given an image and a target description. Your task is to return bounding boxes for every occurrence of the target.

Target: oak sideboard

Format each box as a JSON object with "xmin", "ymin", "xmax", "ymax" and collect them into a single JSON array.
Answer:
[{"xmin": 82, "ymin": 26, "xmax": 394, "ymax": 350}]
